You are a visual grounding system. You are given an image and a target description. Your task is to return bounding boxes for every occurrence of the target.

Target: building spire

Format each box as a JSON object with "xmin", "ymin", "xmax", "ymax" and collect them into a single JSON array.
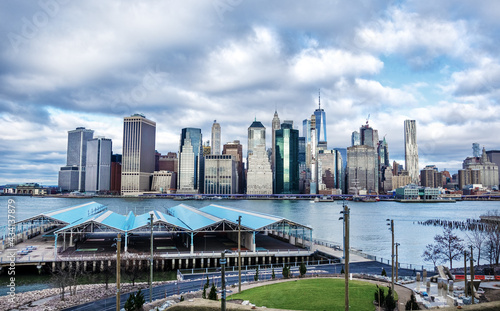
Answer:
[{"xmin": 318, "ymin": 88, "xmax": 321, "ymax": 110}]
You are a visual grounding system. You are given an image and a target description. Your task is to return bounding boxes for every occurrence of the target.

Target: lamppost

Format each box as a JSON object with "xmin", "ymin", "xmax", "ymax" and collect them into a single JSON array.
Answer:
[
  {"xmin": 148, "ymin": 214, "xmax": 154, "ymax": 303},
  {"xmin": 115, "ymin": 233, "xmax": 121, "ymax": 311},
  {"xmin": 220, "ymin": 250, "xmax": 231, "ymax": 311},
  {"xmin": 470, "ymin": 246, "xmax": 475, "ymax": 304},
  {"xmin": 395, "ymin": 243, "xmax": 400, "ymax": 282},
  {"xmin": 386, "ymin": 219, "xmax": 394, "ymax": 292},
  {"xmin": 237, "ymin": 215, "xmax": 242, "ymax": 293},
  {"xmin": 339, "ymin": 202, "xmax": 350, "ymax": 311}
]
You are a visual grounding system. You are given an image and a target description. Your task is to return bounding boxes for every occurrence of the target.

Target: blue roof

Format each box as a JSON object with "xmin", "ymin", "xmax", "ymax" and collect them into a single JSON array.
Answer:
[
  {"xmin": 29, "ymin": 202, "xmax": 107, "ymax": 224},
  {"xmin": 22, "ymin": 202, "xmax": 310, "ymax": 233},
  {"xmin": 167, "ymin": 204, "xmax": 222, "ymax": 230},
  {"xmin": 200, "ymin": 204, "xmax": 284, "ymax": 230}
]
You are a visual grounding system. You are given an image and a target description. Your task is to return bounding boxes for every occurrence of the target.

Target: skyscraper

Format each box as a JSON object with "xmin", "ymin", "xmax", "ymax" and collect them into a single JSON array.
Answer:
[
  {"xmin": 472, "ymin": 143, "xmax": 480, "ymax": 158},
  {"xmin": 58, "ymin": 127, "xmax": 94, "ymax": 192},
  {"xmin": 223, "ymin": 140, "xmax": 244, "ymax": 194},
  {"xmin": 211, "ymin": 120, "xmax": 221, "ymax": 155},
  {"xmin": 404, "ymin": 120, "xmax": 419, "ymax": 185},
  {"xmin": 275, "ymin": 126, "xmax": 299, "ymax": 194},
  {"xmin": 204, "ymin": 155, "xmax": 237, "ymax": 194},
  {"xmin": 347, "ymin": 145, "xmax": 378, "ymax": 194},
  {"xmin": 351, "ymin": 131, "xmax": 360, "ymax": 146},
  {"xmin": 121, "ymin": 114, "xmax": 156, "ymax": 194},
  {"xmin": 314, "ymin": 91, "xmax": 327, "ymax": 145},
  {"xmin": 271, "ymin": 110, "xmax": 281, "ymax": 173},
  {"xmin": 85, "ymin": 137, "xmax": 112, "ymax": 193},
  {"xmin": 246, "ymin": 144, "xmax": 273, "ymax": 195},
  {"xmin": 178, "ymin": 128, "xmax": 203, "ymax": 193},
  {"xmin": 248, "ymin": 119, "xmax": 266, "ymax": 159}
]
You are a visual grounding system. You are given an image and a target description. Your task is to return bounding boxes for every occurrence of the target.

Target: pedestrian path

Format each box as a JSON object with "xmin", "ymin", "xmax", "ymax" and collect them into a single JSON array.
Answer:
[{"xmin": 313, "ymin": 244, "xmax": 372, "ymax": 263}]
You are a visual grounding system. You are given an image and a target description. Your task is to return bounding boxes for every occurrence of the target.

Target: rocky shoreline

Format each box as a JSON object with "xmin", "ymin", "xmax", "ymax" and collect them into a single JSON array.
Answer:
[{"xmin": 1, "ymin": 281, "xmax": 174, "ymax": 311}]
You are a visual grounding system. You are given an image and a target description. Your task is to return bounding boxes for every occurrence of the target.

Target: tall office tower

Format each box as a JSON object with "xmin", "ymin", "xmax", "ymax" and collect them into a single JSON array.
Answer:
[
  {"xmin": 204, "ymin": 155, "xmax": 238, "ymax": 194},
  {"xmin": 178, "ymin": 128, "xmax": 203, "ymax": 193},
  {"xmin": 472, "ymin": 143, "xmax": 480, "ymax": 158},
  {"xmin": 246, "ymin": 144, "xmax": 273, "ymax": 194},
  {"xmin": 360, "ymin": 123, "xmax": 375, "ymax": 147},
  {"xmin": 121, "ymin": 114, "xmax": 156, "ymax": 194},
  {"xmin": 85, "ymin": 137, "xmax": 112, "ymax": 193},
  {"xmin": 462, "ymin": 147, "xmax": 499, "ymax": 189},
  {"xmin": 272, "ymin": 111, "xmax": 281, "ymax": 174},
  {"xmin": 314, "ymin": 90, "xmax": 327, "ymax": 145},
  {"xmin": 334, "ymin": 148, "xmax": 347, "ymax": 193},
  {"xmin": 347, "ymin": 145, "xmax": 378, "ymax": 194},
  {"xmin": 58, "ymin": 127, "xmax": 94, "ymax": 192},
  {"xmin": 351, "ymin": 131, "xmax": 360, "ymax": 146},
  {"xmin": 248, "ymin": 119, "xmax": 266, "ymax": 160},
  {"xmin": 486, "ymin": 150, "xmax": 500, "ymax": 187},
  {"xmin": 211, "ymin": 120, "xmax": 221, "ymax": 155},
  {"xmin": 378, "ymin": 138, "xmax": 389, "ymax": 167},
  {"xmin": 110, "ymin": 154, "xmax": 122, "ymax": 194},
  {"xmin": 318, "ymin": 150, "xmax": 342, "ymax": 191},
  {"xmin": 223, "ymin": 140, "xmax": 244, "ymax": 194},
  {"xmin": 404, "ymin": 120, "xmax": 419, "ymax": 185},
  {"xmin": 310, "ymin": 114, "xmax": 318, "ymax": 194},
  {"xmin": 420, "ymin": 167, "xmax": 436, "ymax": 188},
  {"xmin": 298, "ymin": 137, "xmax": 306, "ymax": 193},
  {"xmin": 275, "ymin": 126, "xmax": 299, "ymax": 194}
]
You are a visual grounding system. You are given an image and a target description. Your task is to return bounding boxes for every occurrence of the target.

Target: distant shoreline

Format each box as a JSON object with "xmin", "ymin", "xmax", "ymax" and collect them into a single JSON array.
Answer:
[{"xmin": 3, "ymin": 193, "xmax": 500, "ymax": 201}]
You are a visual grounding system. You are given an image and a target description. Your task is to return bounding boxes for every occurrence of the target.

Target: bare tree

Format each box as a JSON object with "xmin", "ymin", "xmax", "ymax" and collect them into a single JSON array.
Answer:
[
  {"xmin": 483, "ymin": 210, "xmax": 500, "ymax": 266},
  {"xmin": 433, "ymin": 228, "xmax": 464, "ymax": 270},
  {"xmin": 422, "ymin": 243, "xmax": 443, "ymax": 268},
  {"xmin": 467, "ymin": 229, "xmax": 486, "ymax": 267},
  {"xmin": 123, "ymin": 261, "xmax": 142, "ymax": 286},
  {"xmin": 51, "ymin": 265, "xmax": 71, "ymax": 301},
  {"xmin": 101, "ymin": 260, "xmax": 116, "ymax": 290}
]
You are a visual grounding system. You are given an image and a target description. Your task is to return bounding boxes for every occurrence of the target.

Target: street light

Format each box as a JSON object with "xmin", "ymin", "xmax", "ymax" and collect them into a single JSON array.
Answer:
[
  {"xmin": 220, "ymin": 249, "xmax": 232, "ymax": 311},
  {"xmin": 386, "ymin": 219, "xmax": 394, "ymax": 293},
  {"xmin": 148, "ymin": 214, "xmax": 154, "ymax": 303},
  {"xmin": 114, "ymin": 233, "xmax": 121, "ymax": 311},
  {"xmin": 339, "ymin": 202, "xmax": 350, "ymax": 311},
  {"xmin": 237, "ymin": 215, "xmax": 242, "ymax": 293},
  {"xmin": 395, "ymin": 243, "xmax": 400, "ymax": 282}
]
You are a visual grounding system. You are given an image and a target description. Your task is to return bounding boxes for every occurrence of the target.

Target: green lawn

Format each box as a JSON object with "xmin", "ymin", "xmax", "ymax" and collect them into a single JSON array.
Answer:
[{"xmin": 228, "ymin": 278, "xmax": 391, "ymax": 311}]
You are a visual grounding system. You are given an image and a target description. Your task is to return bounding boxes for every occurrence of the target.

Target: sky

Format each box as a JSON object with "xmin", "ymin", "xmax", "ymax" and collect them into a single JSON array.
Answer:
[{"xmin": 1, "ymin": 0, "xmax": 500, "ymax": 185}]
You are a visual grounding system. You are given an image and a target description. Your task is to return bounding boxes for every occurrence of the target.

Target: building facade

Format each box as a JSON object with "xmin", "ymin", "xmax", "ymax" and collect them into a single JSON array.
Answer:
[
  {"xmin": 58, "ymin": 127, "xmax": 94, "ymax": 192},
  {"xmin": 404, "ymin": 120, "xmax": 419, "ymax": 185},
  {"xmin": 121, "ymin": 114, "xmax": 156, "ymax": 195},
  {"xmin": 211, "ymin": 121, "xmax": 221, "ymax": 155},
  {"xmin": 204, "ymin": 155, "xmax": 237, "ymax": 194},
  {"xmin": 248, "ymin": 120, "xmax": 266, "ymax": 160},
  {"xmin": 85, "ymin": 137, "xmax": 112, "ymax": 193},
  {"xmin": 275, "ymin": 127, "xmax": 299, "ymax": 194},
  {"xmin": 246, "ymin": 144, "xmax": 273, "ymax": 195},
  {"xmin": 314, "ymin": 93, "xmax": 327, "ymax": 145},
  {"xmin": 223, "ymin": 140, "xmax": 244, "ymax": 194},
  {"xmin": 178, "ymin": 128, "xmax": 203, "ymax": 193},
  {"xmin": 347, "ymin": 145, "xmax": 378, "ymax": 194},
  {"xmin": 151, "ymin": 171, "xmax": 176, "ymax": 193},
  {"xmin": 462, "ymin": 147, "xmax": 499, "ymax": 189}
]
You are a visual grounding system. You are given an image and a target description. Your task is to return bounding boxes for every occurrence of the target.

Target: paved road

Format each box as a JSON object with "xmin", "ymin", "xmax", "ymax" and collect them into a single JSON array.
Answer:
[{"xmin": 63, "ymin": 262, "xmax": 432, "ymax": 311}]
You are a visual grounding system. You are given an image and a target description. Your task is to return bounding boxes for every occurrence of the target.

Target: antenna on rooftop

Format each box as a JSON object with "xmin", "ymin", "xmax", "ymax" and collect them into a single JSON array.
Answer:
[{"xmin": 318, "ymin": 89, "xmax": 321, "ymax": 109}]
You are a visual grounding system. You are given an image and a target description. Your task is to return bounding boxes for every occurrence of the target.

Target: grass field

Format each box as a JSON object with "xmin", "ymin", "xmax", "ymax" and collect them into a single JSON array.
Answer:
[{"xmin": 228, "ymin": 278, "xmax": 394, "ymax": 311}]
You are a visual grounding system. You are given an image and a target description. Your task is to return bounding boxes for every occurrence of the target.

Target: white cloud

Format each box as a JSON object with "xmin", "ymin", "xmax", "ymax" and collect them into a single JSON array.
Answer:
[{"xmin": 291, "ymin": 49, "xmax": 383, "ymax": 84}]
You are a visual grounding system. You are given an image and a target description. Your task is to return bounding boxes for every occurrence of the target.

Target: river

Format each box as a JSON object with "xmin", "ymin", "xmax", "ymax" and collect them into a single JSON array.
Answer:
[{"xmin": 1, "ymin": 196, "xmax": 498, "ymax": 269}]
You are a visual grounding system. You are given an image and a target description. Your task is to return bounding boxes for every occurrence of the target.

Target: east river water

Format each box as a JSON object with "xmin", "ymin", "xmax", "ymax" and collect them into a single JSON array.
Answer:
[{"xmin": 1, "ymin": 196, "xmax": 499, "ymax": 269}]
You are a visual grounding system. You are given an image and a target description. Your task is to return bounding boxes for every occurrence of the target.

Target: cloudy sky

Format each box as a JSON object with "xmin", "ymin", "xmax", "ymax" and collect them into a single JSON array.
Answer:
[{"xmin": 1, "ymin": 0, "xmax": 500, "ymax": 185}]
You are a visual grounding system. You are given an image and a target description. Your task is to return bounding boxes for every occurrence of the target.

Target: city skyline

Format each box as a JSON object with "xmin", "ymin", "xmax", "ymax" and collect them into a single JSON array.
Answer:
[{"xmin": 2, "ymin": 1, "xmax": 500, "ymax": 184}]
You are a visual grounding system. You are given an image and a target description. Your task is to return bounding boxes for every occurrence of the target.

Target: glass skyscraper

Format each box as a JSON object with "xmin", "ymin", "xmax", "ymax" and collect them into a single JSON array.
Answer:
[
  {"xmin": 85, "ymin": 137, "xmax": 112, "ymax": 193},
  {"xmin": 58, "ymin": 127, "xmax": 94, "ymax": 192},
  {"xmin": 275, "ymin": 127, "xmax": 299, "ymax": 194},
  {"xmin": 178, "ymin": 128, "xmax": 203, "ymax": 193},
  {"xmin": 404, "ymin": 120, "xmax": 419, "ymax": 185},
  {"xmin": 314, "ymin": 106, "xmax": 327, "ymax": 144}
]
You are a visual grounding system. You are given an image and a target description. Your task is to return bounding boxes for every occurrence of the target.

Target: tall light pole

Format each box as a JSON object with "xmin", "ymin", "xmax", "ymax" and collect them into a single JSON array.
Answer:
[
  {"xmin": 464, "ymin": 250, "xmax": 468, "ymax": 298},
  {"xmin": 221, "ymin": 250, "xmax": 228, "ymax": 311},
  {"xmin": 339, "ymin": 202, "xmax": 350, "ymax": 311},
  {"xmin": 149, "ymin": 214, "xmax": 154, "ymax": 303},
  {"xmin": 395, "ymin": 243, "xmax": 400, "ymax": 282},
  {"xmin": 470, "ymin": 245, "xmax": 475, "ymax": 304},
  {"xmin": 237, "ymin": 215, "xmax": 242, "ymax": 293},
  {"xmin": 116, "ymin": 233, "xmax": 121, "ymax": 311},
  {"xmin": 387, "ymin": 219, "xmax": 394, "ymax": 293}
]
